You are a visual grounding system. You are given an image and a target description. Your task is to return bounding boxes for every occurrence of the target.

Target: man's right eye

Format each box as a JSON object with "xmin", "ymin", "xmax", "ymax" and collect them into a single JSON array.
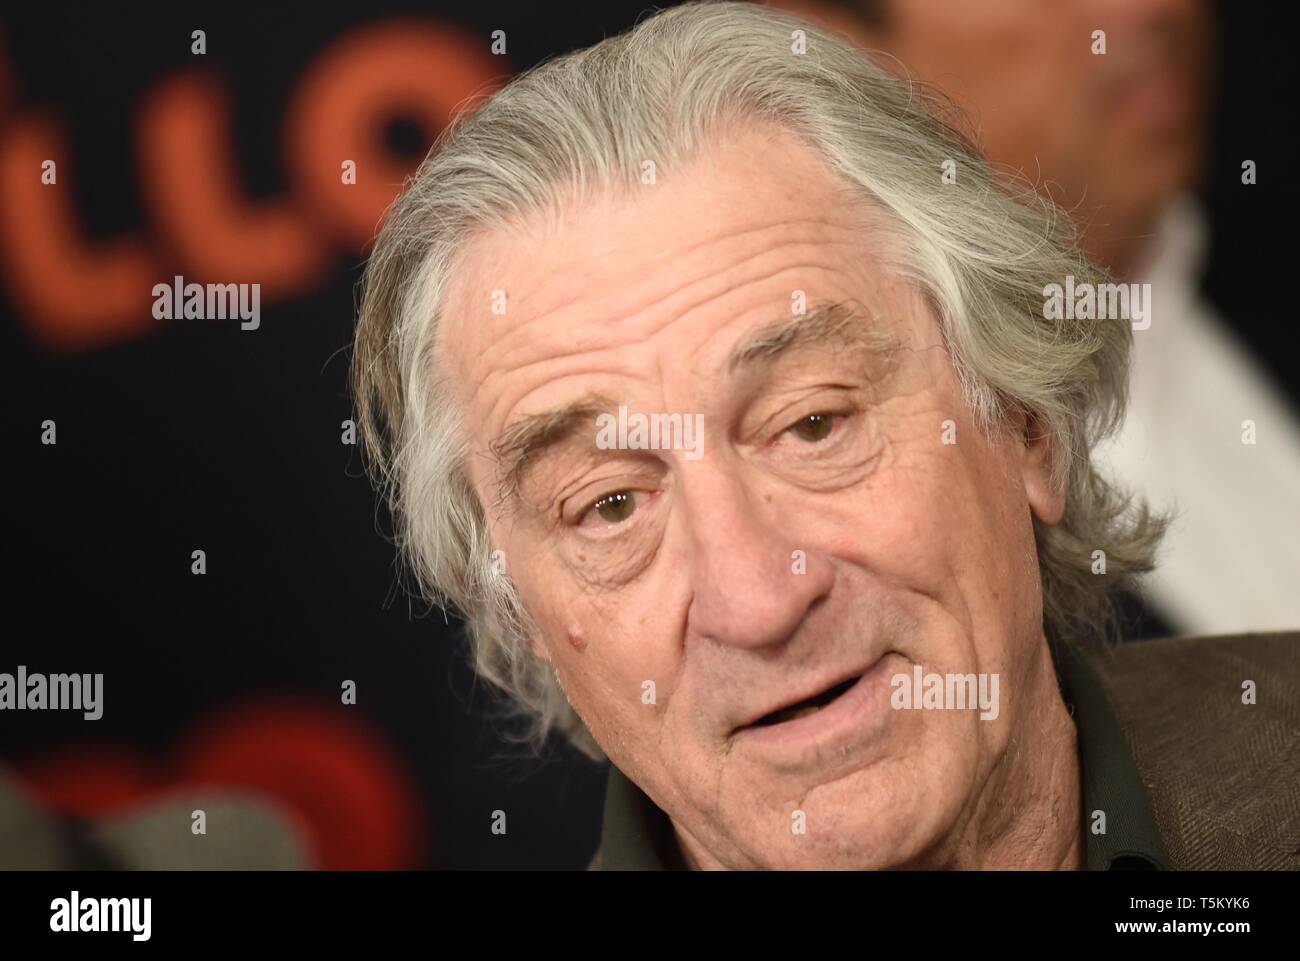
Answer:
[
  {"xmin": 786, "ymin": 412, "xmax": 838, "ymax": 442},
  {"xmin": 583, "ymin": 490, "xmax": 637, "ymax": 527}
]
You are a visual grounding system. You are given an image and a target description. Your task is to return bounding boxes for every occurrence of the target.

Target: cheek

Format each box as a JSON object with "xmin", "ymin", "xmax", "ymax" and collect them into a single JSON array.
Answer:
[
  {"xmin": 532, "ymin": 588, "xmax": 682, "ymax": 737},
  {"xmin": 938, "ymin": 436, "xmax": 1034, "ymax": 585},
  {"xmin": 490, "ymin": 486, "xmax": 685, "ymax": 733},
  {"xmin": 550, "ymin": 646, "xmax": 665, "ymax": 759},
  {"xmin": 826, "ymin": 423, "xmax": 1031, "ymax": 619}
]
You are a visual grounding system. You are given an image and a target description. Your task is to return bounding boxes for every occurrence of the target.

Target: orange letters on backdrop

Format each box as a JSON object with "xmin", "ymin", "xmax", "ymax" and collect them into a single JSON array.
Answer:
[{"xmin": 0, "ymin": 18, "xmax": 505, "ymax": 351}]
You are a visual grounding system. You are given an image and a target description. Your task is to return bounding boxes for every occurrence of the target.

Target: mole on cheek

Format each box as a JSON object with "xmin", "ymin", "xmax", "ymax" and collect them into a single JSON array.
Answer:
[{"xmin": 567, "ymin": 627, "xmax": 588, "ymax": 651}]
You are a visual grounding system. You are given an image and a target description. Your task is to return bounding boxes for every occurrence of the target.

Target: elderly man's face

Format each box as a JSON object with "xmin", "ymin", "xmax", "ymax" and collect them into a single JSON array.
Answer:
[{"xmin": 439, "ymin": 124, "xmax": 1066, "ymax": 869}]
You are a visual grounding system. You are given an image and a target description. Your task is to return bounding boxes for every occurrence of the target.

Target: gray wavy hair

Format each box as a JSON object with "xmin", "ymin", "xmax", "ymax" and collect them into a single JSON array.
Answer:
[{"xmin": 350, "ymin": 0, "xmax": 1165, "ymax": 762}]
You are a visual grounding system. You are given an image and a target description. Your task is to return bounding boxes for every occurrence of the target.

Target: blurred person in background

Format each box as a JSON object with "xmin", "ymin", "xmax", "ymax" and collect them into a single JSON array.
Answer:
[{"xmin": 770, "ymin": 0, "xmax": 1300, "ymax": 637}]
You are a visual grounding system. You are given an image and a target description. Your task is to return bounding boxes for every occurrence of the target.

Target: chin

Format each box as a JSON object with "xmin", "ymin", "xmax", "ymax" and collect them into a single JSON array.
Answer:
[{"xmin": 736, "ymin": 750, "xmax": 969, "ymax": 870}]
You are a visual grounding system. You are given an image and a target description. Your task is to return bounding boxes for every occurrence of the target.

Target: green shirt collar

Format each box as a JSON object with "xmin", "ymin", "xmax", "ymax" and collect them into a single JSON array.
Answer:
[
  {"xmin": 1049, "ymin": 637, "xmax": 1170, "ymax": 870},
  {"xmin": 595, "ymin": 640, "xmax": 1170, "ymax": 870}
]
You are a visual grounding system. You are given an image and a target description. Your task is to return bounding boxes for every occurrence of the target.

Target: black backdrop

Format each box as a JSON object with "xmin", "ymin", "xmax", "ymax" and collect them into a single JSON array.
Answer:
[{"xmin": 0, "ymin": 1, "xmax": 1289, "ymax": 869}]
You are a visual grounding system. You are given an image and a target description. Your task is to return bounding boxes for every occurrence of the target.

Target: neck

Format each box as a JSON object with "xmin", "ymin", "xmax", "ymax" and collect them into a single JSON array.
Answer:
[{"xmin": 951, "ymin": 635, "xmax": 1085, "ymax": 870}]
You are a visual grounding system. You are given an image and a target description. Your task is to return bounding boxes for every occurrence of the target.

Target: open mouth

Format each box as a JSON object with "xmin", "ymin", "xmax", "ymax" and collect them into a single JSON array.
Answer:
[{"xmin": 749, "ymin": 674, "xmax": 862, "ymax": 728}]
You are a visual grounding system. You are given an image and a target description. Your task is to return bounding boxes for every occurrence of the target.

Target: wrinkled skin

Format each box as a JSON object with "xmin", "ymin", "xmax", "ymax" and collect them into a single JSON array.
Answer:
[{"xmin": 438, "ymin": 123, "xmax": 1082, "ymax": 869}]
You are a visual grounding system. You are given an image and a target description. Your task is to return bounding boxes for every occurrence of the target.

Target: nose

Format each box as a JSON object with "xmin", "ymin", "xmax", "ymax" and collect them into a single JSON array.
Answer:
[{"xmin": 679, "ymin": 461, "xmax": 834, "ymax": 650}]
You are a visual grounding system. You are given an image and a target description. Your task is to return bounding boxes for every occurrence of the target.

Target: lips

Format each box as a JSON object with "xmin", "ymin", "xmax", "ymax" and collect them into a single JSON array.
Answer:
[
  {"xmin": 730, "ymin": 653, "xmax": 904, "ymax": 760},
  {"xmin": 741, "ymin": 671, "xmax": 865, "ymax": 730}
]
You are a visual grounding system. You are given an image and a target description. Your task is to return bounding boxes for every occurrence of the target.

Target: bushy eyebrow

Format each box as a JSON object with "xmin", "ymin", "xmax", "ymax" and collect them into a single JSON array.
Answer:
[
  {"xmin": 489, "ymin": 301, "xmax": 899, "ymax": 505},
  {"xmin": 489, "ymin": 394, "xmax": 617, "ymax": 507},
  {"xmin": 727, "ymin": 301, "xmax": 899, "ymax": 373}
]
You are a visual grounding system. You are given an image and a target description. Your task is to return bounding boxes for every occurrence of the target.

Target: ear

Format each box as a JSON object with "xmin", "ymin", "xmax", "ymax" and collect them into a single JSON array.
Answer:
[{"xmin": 1017, "ymin": 408, "xmax": 1065, "ymax": 526}]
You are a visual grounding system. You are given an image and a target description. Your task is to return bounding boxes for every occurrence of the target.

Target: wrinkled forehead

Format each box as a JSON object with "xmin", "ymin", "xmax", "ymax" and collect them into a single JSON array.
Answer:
[
  {"xmin": 434, "ymin": 124, "xmax": 887, "ymax": 356},
  {"xmin": 431, "ymin": 124, "xmax": 922, "ymax": 471}
]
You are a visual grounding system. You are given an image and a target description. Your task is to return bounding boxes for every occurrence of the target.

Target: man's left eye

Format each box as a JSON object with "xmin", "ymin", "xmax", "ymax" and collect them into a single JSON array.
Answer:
[
  {"xmin": 590, "ymin": 490, "xmax": 636, "ymax": 524},
  {"xmin": 786, "ymin": 412, "xmax": 837, "ymax": 442}
]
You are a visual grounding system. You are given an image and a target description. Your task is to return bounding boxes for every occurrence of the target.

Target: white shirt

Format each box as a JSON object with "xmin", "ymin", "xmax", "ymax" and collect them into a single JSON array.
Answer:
[{"xmin": 1095, "ymin": 197, "xmax": 1300, "ymax": 635}]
